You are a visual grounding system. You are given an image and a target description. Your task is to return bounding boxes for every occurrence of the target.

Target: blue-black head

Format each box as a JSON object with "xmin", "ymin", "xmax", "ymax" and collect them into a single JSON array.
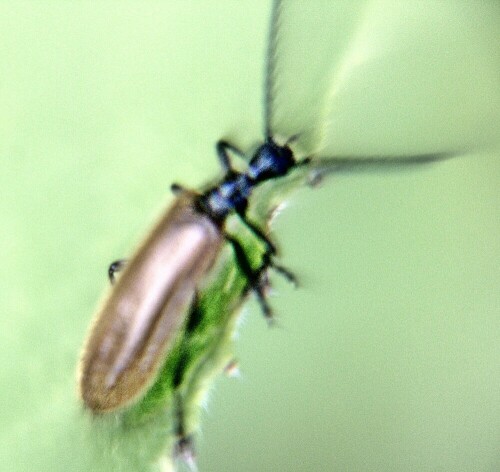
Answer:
[{"xmin": 247, "ymin": 137, "xmax": 296, "ymax": 183}]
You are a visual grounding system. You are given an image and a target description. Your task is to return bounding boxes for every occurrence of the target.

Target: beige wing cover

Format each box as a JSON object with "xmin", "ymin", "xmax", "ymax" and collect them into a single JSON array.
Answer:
[{"xmin": 79, "ymin": 193, "xmax": 223, "ymax": 412}]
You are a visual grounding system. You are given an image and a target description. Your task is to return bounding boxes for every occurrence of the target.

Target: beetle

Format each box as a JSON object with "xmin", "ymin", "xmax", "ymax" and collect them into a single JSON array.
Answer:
[{"xmin": 79, "ymin": 135, "xmax": 306, "ymax": 413}]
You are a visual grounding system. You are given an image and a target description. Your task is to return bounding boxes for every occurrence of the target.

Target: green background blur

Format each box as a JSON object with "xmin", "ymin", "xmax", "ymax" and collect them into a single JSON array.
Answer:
[{"xmin": 0, "ymin": 2, "xmax": 498, "ymax": 471}]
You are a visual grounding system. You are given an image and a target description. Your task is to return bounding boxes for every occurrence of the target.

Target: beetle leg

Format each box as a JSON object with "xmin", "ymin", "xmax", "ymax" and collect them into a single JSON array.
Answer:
[
  {"xmin": 225, "ymin": 236, "xmax": 273, "ymax": 321},
  {"xmin": 263, "ymin": 252, "xmax": 298, "ymax": 288},
  {"xmin": 235, "ymin": 209, "xmax": 277, "ymax": 255},
  {"xmin": 173, "ymin": 394, "xmax": 196, "ymax": 470},
  {"xmin": 108, "ymin": 259, "xmax": 126, "ymax": 284},
  {"xmin": 184, "ymin": 292, "xmax": 204, "ymax": 335},
  {"xmin": 170, "ymin": 183, "xmax": 186, "ymax": 195},
  {"xmin": 216, "ymin": 140, "xmax": 246, "ymax": 174},
  {"xmin": 235, "ymin": 210, "xmax": 297, "ymax": 286}
]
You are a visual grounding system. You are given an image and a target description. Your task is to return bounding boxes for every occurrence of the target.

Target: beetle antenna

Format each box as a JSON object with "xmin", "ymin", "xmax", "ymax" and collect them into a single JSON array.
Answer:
[{"xmin": 264, "ymin": 0, "xmax": 283, "ymax": 139}]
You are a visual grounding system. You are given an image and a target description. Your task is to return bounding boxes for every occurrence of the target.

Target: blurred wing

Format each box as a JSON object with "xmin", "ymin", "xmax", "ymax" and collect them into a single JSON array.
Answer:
[{"xmin": 266, "ymin": 0, "xmax": 500, "ymax": 158}]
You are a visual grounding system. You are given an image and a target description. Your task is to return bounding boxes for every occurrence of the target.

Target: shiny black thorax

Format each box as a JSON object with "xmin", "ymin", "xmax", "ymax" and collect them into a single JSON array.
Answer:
[{"xmin": 196, "ymin": 138, "xmax": 296, "ymax": 223}]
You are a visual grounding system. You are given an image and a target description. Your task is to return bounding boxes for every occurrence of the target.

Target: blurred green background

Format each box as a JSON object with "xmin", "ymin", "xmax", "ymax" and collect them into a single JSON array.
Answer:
[{"xmin": 0, "ymin": 1, "xmax": 498, "ymax": 471}]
